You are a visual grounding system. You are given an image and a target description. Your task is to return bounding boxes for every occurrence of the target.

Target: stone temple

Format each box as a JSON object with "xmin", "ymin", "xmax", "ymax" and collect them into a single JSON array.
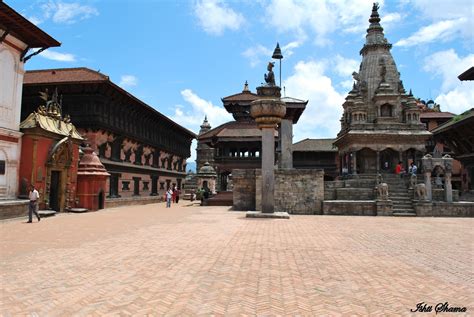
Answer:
[{"xmin": 334, "ymin": 3, "xmax": 431, "ymax": 175}]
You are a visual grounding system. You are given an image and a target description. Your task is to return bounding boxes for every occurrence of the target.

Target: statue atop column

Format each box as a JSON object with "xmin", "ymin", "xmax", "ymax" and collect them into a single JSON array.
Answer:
[{"xmin": 264, "ymin": 62, "xmax": 276, "ymax": 86}]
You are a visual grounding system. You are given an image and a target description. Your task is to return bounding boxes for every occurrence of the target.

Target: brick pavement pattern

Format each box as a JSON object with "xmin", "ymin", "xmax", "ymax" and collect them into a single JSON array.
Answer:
[{"xmin": 1, "ymin": 202, "xmax": 473, "ymax": 316}]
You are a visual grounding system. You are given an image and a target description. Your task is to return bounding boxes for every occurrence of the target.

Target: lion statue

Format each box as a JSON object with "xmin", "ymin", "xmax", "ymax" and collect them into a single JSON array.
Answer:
[
  {"xmin": 377, "ymin": 183, "xmax": 389, "ymax": 200},
  {"xmin": 415, "ymin": 183, "xmax": 427, "ymax": 201}
]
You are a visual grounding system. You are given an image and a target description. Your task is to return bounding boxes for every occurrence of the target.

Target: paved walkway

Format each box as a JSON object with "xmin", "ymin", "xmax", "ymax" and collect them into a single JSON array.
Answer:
[{"xmin": 1, "ymin": 202, "xmax": 473, "ymax": 316}]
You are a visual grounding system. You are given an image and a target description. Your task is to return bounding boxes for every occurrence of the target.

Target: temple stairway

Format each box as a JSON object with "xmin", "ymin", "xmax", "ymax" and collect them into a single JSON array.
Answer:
[
  {"xmin": 383, "ymin": 174, "xmax": 416, "ymax": 216},
  {"xmin": 182, "ymin": 174, "xmax": 198, "ymax": 200}
]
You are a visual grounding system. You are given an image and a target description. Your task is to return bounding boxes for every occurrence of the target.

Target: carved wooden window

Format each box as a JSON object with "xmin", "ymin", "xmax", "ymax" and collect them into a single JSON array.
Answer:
[
  {"xmin": 134, "ymin": 146, "xmax": 143, "ymax": 165},
  {"xmin": 0, "ymin": 160, "xmax": 5, "ymax": 175},
  {"xmin": 166, "ymin": 179, "xmax": 171, "ymax": 190},
  {"xmin": 159, "ymin": 182, "xmax": 165, "ymax": 190},
  {"xmin": 122, "ymin": 181, "xmax": 130, "ymax": 191},
  {"xmin": 110, "ymin": 137, "xmax": 123, "ymax": 161}
]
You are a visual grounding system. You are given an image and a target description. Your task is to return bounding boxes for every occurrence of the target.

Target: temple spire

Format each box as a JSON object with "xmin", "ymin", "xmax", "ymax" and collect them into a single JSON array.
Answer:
[
  {"xmin": 242, "ymin": 80, "xmax": 250, "ymax": 92},
  {"xmin": 369, "ymin": 3, "xmax": 381, "ymax": 27},
  {"xmin": 361, "ymin": 2, "xmax": 391, "ymax": 55},
  {"xmin": 199, "ymin": 115, "xmax": 211, "ymax": 135}
]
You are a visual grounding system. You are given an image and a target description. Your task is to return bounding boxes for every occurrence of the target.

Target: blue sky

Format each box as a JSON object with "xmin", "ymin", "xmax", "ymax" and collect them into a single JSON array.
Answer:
[{"xmin": 10, "ymin": 0, "xmax": 474, "ymax": 165}]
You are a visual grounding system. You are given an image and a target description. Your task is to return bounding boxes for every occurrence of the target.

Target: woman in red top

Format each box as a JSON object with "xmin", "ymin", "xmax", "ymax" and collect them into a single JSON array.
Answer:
[{"xmin": 395, "ymin": 161, "xmax": 404, "ymax": 177}]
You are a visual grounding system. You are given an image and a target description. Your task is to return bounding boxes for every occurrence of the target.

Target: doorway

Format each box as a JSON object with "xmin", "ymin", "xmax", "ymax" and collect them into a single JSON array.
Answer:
[
  {"xmin": 49, "ymin": 171, "xmax": 61, "ymax": 211},
  {"xmin": 98, "ymin": 190, "xmax": 104, "ymax": 210}
]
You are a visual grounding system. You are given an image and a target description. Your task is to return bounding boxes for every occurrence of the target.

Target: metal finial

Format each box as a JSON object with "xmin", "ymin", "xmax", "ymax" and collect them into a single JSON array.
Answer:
[
  {"xmin": 243, "ymin": 80, "xmax": 249, "ymax": 92},
  {"xmin": 272, "ymin": 42, "xmax": 283, "ymax": 60}
]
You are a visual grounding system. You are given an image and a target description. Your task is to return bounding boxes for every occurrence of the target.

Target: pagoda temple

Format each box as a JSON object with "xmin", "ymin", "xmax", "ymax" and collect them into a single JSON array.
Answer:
[
  {"xmin": 334, "ymin": 3, "xmax": 431, "ymax": 174},
  {"xmin": 197, "ymin": 82, "xmax": 307, "ymax": 191}
]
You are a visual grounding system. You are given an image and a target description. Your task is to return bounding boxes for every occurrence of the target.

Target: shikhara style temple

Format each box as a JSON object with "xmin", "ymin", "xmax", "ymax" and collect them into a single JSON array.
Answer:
[
  {"xmin": 21, "ymin": 68, "xmax": 195, "ymax": 204},
  {"xmin": 334, "ymin": 3, "xmax": 431, "ymax": 175}
]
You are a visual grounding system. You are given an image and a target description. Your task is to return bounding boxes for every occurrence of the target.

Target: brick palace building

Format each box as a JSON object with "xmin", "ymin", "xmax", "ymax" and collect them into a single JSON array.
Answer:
[{"xmin": 21, "ymin": 68, "xmax": 195, "ymax": 205}]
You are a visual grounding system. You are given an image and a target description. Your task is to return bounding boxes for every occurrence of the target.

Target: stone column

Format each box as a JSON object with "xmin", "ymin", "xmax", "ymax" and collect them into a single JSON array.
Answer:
[
  {"xmin": 424, "ymin": 172, "xmax": 432, "ymax": 201},
  {"xmin": 261, "ymin": 128, "xmax": 275, "ymax": 212},
  {"xmin": 280, "ymin": 118, "xmax": 293, "ymax": 169},
  {"xmin": 376, "ymin": 150, "xmax": 380, "ymax": 173},
  {"xmin": 249, "ymin": 86, "xmax": 286, "ymax": 214},
  {"xmin": 444, "ymin": 172, "xmax": 452, "ymax": 202}
]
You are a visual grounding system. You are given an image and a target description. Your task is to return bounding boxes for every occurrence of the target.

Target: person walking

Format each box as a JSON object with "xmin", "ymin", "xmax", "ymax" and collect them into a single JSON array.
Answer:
[
  {"xmin": 28, "ymin": 184, "xmax": 40, "ymax": 223},
  {"xmin": 172, "ymin": 186, "xmax": 177, "ymax": 203},
  {"xmin": 166, "ymin": 188, "xmax": 173, "ymax": 208},
  {"xmin": 395, "ymin": 161, "xmax": 405, "ymax": 178},
  {"xmin": 175, "ymin": 187, "xmax": 180, "ymax": 204}
]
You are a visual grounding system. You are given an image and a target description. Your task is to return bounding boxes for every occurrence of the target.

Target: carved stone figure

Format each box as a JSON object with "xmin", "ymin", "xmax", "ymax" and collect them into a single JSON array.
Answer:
[
  {"xmin": 264, "ymin": 62, "xmax": 276, "ymax": 86},
  {"xmin": 434, "ymin": 174, "xmax": 443, "ymax": 189},
  {"xmin": 409, "ymin": 174, "xmax": 417, "ymax": 189},
  {"xmin": 415, "ymin": 183, "xmax": 427, "ymax": 200},
  {"xmin": 377, "ymin": 182, "xmax": 389, "ymax": 200}
]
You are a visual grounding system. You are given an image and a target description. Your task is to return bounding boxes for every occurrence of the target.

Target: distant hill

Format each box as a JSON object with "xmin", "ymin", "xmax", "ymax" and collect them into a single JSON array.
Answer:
[{"xmin": 186, "ymin": 161, "xmax": 196, "ymax": 173}]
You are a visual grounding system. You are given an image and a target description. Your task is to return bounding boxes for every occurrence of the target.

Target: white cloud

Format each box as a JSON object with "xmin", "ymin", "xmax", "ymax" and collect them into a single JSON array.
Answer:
[
  {"xmin": 119, "ymin": 75, "xmax": 138, "ymax": 87},
  {"xmin": 407, "ymin": 0, "xmax": 473, "ymax": 20},
  {"xmin": 242, "ymin": 44, "xmax": 272, "ymax": 68},
  {"xmin": 171, "ymin": 89, "xmax": 232, "ymax": 135},
  {"xmin": 172, "ymin": 89, "xmax": 233, "ymax": 162},
  {"xmin": 30, "ymin": 1, "xmax": 98, "ymax": 25},
  {"xmin": 39, "ymin": 50, "xmax": 76, "ymax": 62},
  {"xmin": 243, "ymin": 40, "xmax": 303, "ymax": 68},
  {"xmin": 395, "ymin": 18, "xmax": 467, "ymax": 47},
  {"xmin": 333, "ymin": 54, "xmax": 359, "ymax": 77},
  {"xmin": 284, "ymin": 60, "xmax": 345, "ymax": 140},
  {"xmin": 194, "ymin": 0, "xmax": 245, "ymax": 35},
  {"xmin": 265, "ymin": 0, "xmax": 395, "ymax": 46},
  {"xmin": 282, "ymin": 40, "xmax": 303, "ymax": 58},
  {"xmin": 423, "ymin": 49, "xmax": 474, "ymax": 114},
  {"xmin": 434, "ymin": 88, "xmax": 474, "ymax": 115}
]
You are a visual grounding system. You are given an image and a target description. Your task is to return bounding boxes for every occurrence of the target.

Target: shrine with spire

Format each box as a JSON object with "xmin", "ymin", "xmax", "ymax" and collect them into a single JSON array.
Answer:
[{"xmin": 334, "ymin": 3, "xmax": 431, "ymax": 175}]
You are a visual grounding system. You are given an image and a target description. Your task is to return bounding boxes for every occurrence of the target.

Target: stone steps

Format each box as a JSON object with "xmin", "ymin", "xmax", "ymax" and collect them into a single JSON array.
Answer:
[
  {"xmin": 393, "ymin": 211, "xmax": 417, "ymax": 217},
  {"xmin": 385, "ymin": 177, "xmax": 416, "ymax": 216}
]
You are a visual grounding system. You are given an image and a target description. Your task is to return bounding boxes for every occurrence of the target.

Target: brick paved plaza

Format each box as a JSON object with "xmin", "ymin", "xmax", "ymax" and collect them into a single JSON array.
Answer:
[{"xmin": 1, "ymin": 202, "xmax": 473, "ymax": 316}]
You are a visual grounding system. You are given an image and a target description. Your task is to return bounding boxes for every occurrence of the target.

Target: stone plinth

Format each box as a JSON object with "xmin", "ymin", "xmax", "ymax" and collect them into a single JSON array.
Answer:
[
  {"xmin": 246, "ymin": 211, "xmax": 290, "ymax": 219},
  {"xmin": 232, "ymin": 169, "xmax": 256, "ymax": 211},
  {"xmin": 323, "ymin": 200, "xmax": 376, "ymax": 216},
  {"xmin": 415, "ymin": 201, "xmax": 474, "ymax": 217},
  {"xmin": 274, "ymin": 169, "xmax": 324, "ymax": 214},
  {"xmin": 376, "ymin": 200, "xmax": 393, "ymax": 216}
]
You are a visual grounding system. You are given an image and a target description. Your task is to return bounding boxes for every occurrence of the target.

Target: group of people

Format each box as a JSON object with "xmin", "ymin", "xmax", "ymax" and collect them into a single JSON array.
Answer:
[
  {"xmin": 165, "ymin": 186, "xmax": 181, "ymax": 208},
  {"xmin": 395, "ymin": 161, "xmax": 418, "ymax": 177}
]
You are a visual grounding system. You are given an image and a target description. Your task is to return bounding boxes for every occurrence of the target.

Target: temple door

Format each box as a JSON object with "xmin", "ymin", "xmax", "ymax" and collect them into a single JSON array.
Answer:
[{"xmin": 49, "ymin": 171, "xmax": 61, "ymax": 211}]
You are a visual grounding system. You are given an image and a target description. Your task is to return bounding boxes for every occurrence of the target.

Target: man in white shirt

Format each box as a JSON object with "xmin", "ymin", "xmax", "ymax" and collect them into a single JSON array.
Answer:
[
  {"xmin": 166, "ymin": 188, "xmax": 173, "ymax": 208},
  {"xmin": 28, "ymin": 184, "xmax": 41, "ymax": 223}
]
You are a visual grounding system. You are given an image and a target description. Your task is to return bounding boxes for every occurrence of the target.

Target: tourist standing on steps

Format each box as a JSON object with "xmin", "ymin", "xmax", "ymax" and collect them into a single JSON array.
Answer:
[
  {"xmin": 409, "ymin": 162, "xmax": 418, "ymax": 176},
  {"xmin": 395, "ymin": 161, "xmax": 405, "ymax": 178},
  {"xmin": 28, "ymin": 184, "xmax": 41, "ymax": 223},
  {"xmin": 166, "ymin": 188, "xmax": 173, "ymax": 208}
]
